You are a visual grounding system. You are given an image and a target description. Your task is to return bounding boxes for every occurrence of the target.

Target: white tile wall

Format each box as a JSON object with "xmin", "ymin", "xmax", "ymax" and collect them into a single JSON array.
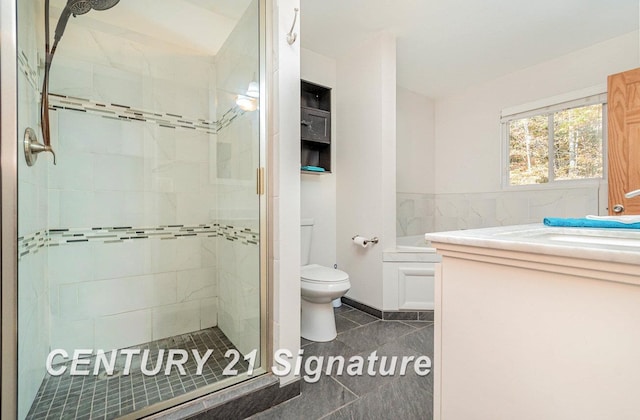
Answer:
[
  {"xmin": 144, "ymin": 125, "xmax": 177, "ymax": 163},
  {"xmin": 48, "ymin": 57, "xmax": 93, "ymax": 98},
  {"xmin": 149, "ymin": 237, "xmax": 202, "ymax": 273},
  {"xmin": 50, "ymin": 317, "xmax": 95, "ymax": 363},
  {"xmin": 397, "ymin": 186, "xmax": 602, "ymax": 235},
  {"xmin": 93, "ymin": 64, "xmax": 144, "ymax": 108},
  {"xmin": 55, "ymin": 190, "xmax": 95, "ymax": 227},
  {"xmin": 175, "ymin": 132, "xmax": 210, "ymax": 163},
  {"xmin": 176, "ymin": 192, "xmax": 218, "ymax": 226},
  {"xmin": 56, "ymin": 111, "xmax": 122, "ymax": 154},
  {"xmin": 217, "ymin": 233, "xmax": 260, "ymax": 356},
  {"xmin": 10, "ymin": 9, "xmax": 270, "ymax": 420},
  {"xmin": 48, "ymin": 22, "xmax": 220, "ymax": 230},
  {"xmin": 46, "ymin": 23, "xmax": 225, "ymax": 350},
  {"xmin": 200, "ymin": 297, "xmax": 219, "ymax": 329},
  {"xmin": 210, "ymin": 1, "xmax": 262, "ymax": 359},
  {"xmin": 152, "ymin": 301, "xmax": 201, "ymax": 341},
  {"xmin": 17, "ymin": 0, "xmax": 50, "ymax": 416},
  {"xmin": 17, "ymin": 1, "xmax": 265, "ymax": 399},
  {"xmin": 94, "ymin": 310, "xmax": 153, "ymax": 351},
  {"xmin": 92, "ymin": 241, "xmax": 147, "ymax": 280},
  {"xmin": 49, "ymin": 237, "xmax": 220, "ymax": 355},
  {"xmin": 48, "ymin": 149, "xmax": 95, "ymax": 190},
  {"xmin": 78, "ymin": 273, "xmax": 177, "ymax": 317},
  {"xmin": 177, "ymin": 268, "xmax": 218, "ymax": 302},
  {"xmin": 143, "ymin": 192, "xmax": 178, "ymax": 226},
  {"xmin": 94, "ymin": 155, "xmax": 145, "ymax": 191},
  {"xmin": 93, "ymin": 191, "xmax": 146, "ymax": 227},
  {"xmin": 397, "ymin": 192, "xmax": 435, "ymax": 236}
]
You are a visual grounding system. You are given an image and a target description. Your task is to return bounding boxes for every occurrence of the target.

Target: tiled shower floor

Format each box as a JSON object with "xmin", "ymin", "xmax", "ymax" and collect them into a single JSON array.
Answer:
[{"xmin": 26, "ymin": 327, "xmax": 249, "ymax": 420}]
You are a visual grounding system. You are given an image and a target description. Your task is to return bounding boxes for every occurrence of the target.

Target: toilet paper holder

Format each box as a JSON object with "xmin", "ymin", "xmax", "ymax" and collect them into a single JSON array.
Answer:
[{"xmin": 352, "ymin": 235, "xmax": 379, "ymax": 246}]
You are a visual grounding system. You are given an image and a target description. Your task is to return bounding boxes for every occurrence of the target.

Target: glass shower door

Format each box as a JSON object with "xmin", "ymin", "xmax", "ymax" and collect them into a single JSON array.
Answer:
[{"xmin": 14, "ymin": 0, "xmax": 265, "ymax": 418}]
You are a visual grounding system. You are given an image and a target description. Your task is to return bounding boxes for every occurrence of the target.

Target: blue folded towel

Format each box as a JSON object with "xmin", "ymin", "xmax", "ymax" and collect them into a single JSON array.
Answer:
[
  {"xmin": 301, "ymin": 165, "xmax": 325, "ymax": 172},
  {"xmin": 543, "ymin": 218, "xmax": 640, "ymax": 229}
]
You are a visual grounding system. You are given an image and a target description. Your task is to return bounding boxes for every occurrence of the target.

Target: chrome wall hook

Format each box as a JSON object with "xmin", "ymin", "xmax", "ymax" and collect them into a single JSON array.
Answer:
[{"xmin": 287, "ymin": 8, "xmax": 299, "ymax": 45}]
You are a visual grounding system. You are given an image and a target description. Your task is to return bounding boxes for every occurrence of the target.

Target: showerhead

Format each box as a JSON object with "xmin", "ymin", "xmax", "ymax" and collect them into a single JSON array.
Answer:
[
  {"xmin": 54, "ymin": 0, "xmax": 121, "ymax": 44},
  {"xmin": 90, "ymin": 0, "xmax": 121, "ymax": 11},
  {"xmin": 67, "ymin": 0, "xmax": 91, "ymax": 15},
  {"xmin": 66, "ymin": 0, "xmax": 121, "ymax": 15}
]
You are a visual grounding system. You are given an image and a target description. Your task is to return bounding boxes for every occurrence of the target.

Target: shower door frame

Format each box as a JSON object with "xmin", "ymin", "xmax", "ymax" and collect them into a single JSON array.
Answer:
[
  {"xmin": 0, "ymin": 0, "xmax": 272, "ymax": 418},
  {"xmin": 1, "ymin": 0, "xmax": 20, "ymax": 418}
]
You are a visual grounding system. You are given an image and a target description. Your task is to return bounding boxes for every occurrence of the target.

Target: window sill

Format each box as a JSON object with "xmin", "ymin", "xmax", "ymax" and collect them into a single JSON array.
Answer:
[{"xmin": 502, "ymin": 178, "xmax": 605, "ymax": 192}]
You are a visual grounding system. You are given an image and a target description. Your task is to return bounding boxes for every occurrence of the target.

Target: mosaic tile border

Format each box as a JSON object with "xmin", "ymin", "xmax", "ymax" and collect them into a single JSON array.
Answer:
[
  {"xmin": 18, "ymin": 230, "xmax": 50, "ymax": 259},
  {"xmin": 48, "ymin": 93, "xmax": 246, "ymax": 135},
  {"xmin": 17, "ymin": 48, "xmax": 249, "ymax": 135},
  {"xmin": 18, "ymin": 48, "xmax": 39, "ymax": 91},
  {"xmin": 18, "ymin": 224, "xmax": 259, "ymax": 259}
]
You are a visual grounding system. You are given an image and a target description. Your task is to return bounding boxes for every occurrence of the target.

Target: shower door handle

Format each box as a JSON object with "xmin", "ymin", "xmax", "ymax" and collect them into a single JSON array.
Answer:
[{"xmin": 256, "ymin": 167, "xmax": 265, "ymax": 195}]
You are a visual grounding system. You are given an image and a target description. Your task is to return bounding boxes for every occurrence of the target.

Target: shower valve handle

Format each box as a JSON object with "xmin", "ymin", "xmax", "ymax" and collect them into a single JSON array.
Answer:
[{"xmin": 24, "ymin": 127, "xmax": 57, "ymax": 166}]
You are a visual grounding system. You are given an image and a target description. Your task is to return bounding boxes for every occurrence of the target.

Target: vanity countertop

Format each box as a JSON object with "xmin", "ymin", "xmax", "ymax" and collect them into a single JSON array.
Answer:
[{"xmin": 425, "ymin": 223, "xmax": 640, "ymax": 266}]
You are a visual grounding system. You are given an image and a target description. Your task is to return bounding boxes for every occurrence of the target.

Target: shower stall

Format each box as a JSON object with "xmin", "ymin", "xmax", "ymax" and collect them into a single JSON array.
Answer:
[{"xmin": 2, "ymin": 0, "xmax": 269, "ymax": 418}]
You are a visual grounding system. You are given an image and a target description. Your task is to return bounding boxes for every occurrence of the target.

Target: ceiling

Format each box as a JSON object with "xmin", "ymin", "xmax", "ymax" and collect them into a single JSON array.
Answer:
[{"xmin": 301, "ymin": 0, "xmax": 639, "ymax": 98}]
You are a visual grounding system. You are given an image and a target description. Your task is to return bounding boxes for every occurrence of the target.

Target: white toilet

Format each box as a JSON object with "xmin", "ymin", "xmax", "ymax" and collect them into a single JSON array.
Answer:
[{"xmin": 301, "ymin": 219, "xmax": 351, "ymax": 342}]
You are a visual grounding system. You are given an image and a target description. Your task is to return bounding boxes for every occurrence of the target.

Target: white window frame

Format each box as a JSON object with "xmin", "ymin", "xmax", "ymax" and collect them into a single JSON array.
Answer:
[{"xmin": 501, "ymin": 87, "xmax": 608, "ymax": 190}]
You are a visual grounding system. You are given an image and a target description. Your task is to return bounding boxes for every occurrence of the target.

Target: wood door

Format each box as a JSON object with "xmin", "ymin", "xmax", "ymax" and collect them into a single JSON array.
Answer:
[{"xmin": 608, "ymin": 68, "xmax": 640, "ymax": 215}]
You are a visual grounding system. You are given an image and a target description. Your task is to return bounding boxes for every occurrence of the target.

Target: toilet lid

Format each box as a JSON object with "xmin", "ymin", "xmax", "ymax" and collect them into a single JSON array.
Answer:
[{"xmin": 301, "ymin": 264, "xmax": 349, "ymax": 283}]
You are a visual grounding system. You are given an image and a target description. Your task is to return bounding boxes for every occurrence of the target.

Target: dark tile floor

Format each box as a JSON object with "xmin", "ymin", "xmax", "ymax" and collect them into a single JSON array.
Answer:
[
  {"xmin": 26, "ymin": 327, "xmax": 248, "ymax": 420},
  {"xmin": 249, "ymin": 305, "xmax": 434, "ymax": 420}
]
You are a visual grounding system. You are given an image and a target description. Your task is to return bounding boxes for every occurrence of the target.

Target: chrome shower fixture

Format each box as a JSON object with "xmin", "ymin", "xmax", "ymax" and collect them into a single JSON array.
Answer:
[
  {"xmin": 54, "ymin": 0, "xmax": 121, "ymax": 45},
  {"xmin": 91, "ymin": 0, "xmax": 121, "ymax": 11},
  {"xmin": 38, "ymin": 0, "xmax": 121, "ymax": 166},
  {"xmin": 67, "ymin": 0, "xmax": 92, "ymax": 15}
]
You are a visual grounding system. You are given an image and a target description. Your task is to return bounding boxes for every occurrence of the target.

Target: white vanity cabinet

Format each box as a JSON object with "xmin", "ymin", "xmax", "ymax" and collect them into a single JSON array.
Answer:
[{"xmin": 427, "ymin": 224, "xmax": 640, "ymax": 420}]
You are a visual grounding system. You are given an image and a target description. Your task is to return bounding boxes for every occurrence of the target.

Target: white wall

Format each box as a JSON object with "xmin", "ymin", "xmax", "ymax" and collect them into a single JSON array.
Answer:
[
  {"xmin": 404, "ymin": 30, "xmax": 640, "ymax": 233},
  {"xmin": 397, "ymin": 31, "xmax": 640, "ymax": 235},
  {"xmin": 435, "ymin": 31, "xmax": 639, "ymax": 195},
  {"xmin": 270, "ymin": 0, "xmax": 301, "ymax": 386},
  {"xmin": 300, "ymin": 48, "xmax": 337, "ymax": 267},
  {"xmin": 397, "ymin": 87, "xmax": 435, "ymax": 195},
  {"xmin": 396, "ymin": 87, "xmax": 435, "ymax": 236},
  {"xmin": 336, "ymin": 32, "xmax": 396, "ymax": 310}
]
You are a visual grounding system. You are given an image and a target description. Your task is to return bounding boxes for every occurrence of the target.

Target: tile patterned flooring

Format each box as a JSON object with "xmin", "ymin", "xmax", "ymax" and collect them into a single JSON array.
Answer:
[
  {"xmin": 250, "ymin": 305, "xmax": 434, "ymax": 420},
  {"xmin": 26, "ymin": 327, "xmax": 248, "ymax": 420}
]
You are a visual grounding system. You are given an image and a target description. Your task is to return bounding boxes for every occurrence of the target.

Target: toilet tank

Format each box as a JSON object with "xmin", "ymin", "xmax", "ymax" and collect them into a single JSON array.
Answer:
[{"xmin": 301, "ymin": 219, "xmax": 314, "ymax": 266}]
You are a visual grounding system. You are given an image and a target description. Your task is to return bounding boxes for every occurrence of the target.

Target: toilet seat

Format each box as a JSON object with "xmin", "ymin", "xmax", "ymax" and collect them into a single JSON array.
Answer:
[{"xmin": 301, "ymin": 264, "xmax": 349, "ymax": 284}]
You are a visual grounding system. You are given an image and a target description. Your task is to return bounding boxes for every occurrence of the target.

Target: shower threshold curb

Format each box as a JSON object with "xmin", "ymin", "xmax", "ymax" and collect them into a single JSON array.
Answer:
[{"xmin": 148, "ymin": 374, "xmax": 300, "ymax": 419}]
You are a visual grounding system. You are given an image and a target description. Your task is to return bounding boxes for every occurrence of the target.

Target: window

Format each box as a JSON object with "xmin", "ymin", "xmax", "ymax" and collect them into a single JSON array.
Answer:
[{"xmin": 502, "ymin": 93, "xmax": 606, "ymax": 186}]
